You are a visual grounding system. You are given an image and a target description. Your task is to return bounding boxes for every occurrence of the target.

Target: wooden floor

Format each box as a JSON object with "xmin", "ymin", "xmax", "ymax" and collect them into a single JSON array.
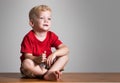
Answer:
[{"xmin": 0, "ymin": 73, "xmax": 120, "ymax": 83}]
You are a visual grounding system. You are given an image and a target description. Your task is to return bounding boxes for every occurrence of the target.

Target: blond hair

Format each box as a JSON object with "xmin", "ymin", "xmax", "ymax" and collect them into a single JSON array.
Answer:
[{"xmin": 29, "ymin": 5, "xmax": 51, "ymax": 20}]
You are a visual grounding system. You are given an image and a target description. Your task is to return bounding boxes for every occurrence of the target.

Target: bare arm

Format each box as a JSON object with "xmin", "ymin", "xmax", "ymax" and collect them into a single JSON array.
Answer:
[
  {"xmin": 24, "ymin": 53, "xmax": 36, "ymax": 60},
  {"xmin": 46, "ymin": 44, "xmax": 69, "ymax": 67},
  {"xmin": 23, "ymin": 53, "xmax": 45, "ymax": 64},
  {"xmin": 52, "ymin": 44, "xmax": 69, "ymax": 57}
]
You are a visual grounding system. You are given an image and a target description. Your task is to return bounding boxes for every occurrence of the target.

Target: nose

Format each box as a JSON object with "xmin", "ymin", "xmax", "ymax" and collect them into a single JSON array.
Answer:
[{"xmin": 44, "ymin": 18, "xmax": 48, "ymax": 23}]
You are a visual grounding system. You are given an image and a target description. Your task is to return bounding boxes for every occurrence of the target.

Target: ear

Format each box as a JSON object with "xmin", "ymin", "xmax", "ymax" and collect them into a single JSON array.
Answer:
[{"xmin": 29, "ymin": 19, "xmax": 34, "ymax": 27}]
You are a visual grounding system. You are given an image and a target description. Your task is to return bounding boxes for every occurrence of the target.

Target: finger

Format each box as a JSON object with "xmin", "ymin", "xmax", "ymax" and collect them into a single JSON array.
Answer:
[
  {"xmin": 43, "ymin": 51, "xmax": 46, "ymax": 57},
  {"xmin": 47, "ymin": 58, "xmax": 52, "ymax": 67},
  {"xmin": 42, "ymin": 54, "xmax": 46, "ymax": 57},
  {"xmin": 44, "ymin": 51, "xmax": 46, "ymax": 54},
  {"xmin": 43, "ymin": 58, "xmax": 46, "ymax": 62},
  {"xmin": 46, "ymin": 59, "xmax": 50, "ymax": 67},
  {"xmin": 41, "ymin": 54, "xmax": 46, "ymax": 62},
  {"xmin": 41, "ymin": 57, "xmax": 45, "ymax": 62},
  {"xmin": 48, "ymin": 59, "xmax": 51, "ymax": 67}
]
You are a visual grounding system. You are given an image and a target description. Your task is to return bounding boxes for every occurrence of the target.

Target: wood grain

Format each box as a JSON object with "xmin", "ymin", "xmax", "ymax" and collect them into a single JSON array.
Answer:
[{"xmin": 0, "ymin": 73, "xmax": 120, "ymax": 83}]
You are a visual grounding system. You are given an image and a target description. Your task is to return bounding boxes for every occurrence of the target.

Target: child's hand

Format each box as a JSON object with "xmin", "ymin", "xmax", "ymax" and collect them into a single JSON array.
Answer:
[
  {"xmin": 34, "ymin": 51, "xmax": 46, "ymax": 64},
  {"xmin": 40, "ymin": 51, "xmax": 47, "ymax": 63},
  {"xmin": 46, "ymin": 53, "xmax": 56, "ymax": 67}
]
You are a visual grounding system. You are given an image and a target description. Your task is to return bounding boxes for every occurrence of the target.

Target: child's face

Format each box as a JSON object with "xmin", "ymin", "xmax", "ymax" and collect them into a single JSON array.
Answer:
[{"xmin": 31, "ymin": 10, "xmax": 51, "ymax": 32}]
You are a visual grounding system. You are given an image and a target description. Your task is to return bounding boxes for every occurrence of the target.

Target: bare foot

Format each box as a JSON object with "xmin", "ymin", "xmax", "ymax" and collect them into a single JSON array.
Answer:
[
  {"xmin": 44, "ymin": 71, "xmax": 62, "ymax": 81},
  {"xmin": 55, "ymin": 71, "xmax": 62, "ymax": 80}
]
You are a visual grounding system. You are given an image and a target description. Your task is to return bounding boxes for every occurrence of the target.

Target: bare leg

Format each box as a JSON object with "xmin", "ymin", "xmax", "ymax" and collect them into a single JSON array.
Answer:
[
  {"xmin": 44, "ymin": 55, "xmax": 68, "ymax": 81},
  {"xmin": 21, "ymin": 59, "xmax": 47, "ymax": 78}
]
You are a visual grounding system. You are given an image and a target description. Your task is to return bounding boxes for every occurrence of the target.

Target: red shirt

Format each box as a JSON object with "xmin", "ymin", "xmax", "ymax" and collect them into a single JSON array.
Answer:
[{"xmin": 20, "ymin": 30, "xmax": 62, "ymax": 62}]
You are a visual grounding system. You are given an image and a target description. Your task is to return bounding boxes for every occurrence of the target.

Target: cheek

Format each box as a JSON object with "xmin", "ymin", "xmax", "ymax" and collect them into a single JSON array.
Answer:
[
  {"xmin": 37, "ymin": 21, "xmax": 43, "ymax": 26},
  {"xmin": 49, "ymin": 23, "xmax": 51, "ymax": 27},
  {"xmin": 49, "ymin": 21, "xmax": 51, "ymax": 25}
]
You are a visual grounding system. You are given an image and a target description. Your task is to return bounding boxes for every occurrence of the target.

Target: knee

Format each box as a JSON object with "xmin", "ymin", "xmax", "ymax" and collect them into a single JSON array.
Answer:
[
  {"xmin": 64, "ymin": 55, "xmax": 69, "ymax": 62},
  {"xmin": 59, "ymin": 55, "xmax": 69, "ymax": 62},
  {"xmin": 22, "ymin": 59, "xmax": 34, "ymax": 69}
]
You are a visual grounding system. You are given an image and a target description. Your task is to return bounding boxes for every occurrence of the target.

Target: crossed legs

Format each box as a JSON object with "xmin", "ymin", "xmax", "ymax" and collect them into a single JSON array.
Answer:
[{"xmin": 20, "ymin": 55, "xmax": 68, "ymax": 80}]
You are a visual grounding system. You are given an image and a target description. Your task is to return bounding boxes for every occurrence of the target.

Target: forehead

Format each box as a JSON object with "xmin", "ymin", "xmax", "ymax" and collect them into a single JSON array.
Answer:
[{"xmin": 39, "ymin": 11, "xmax": 51, "ymax": 16}]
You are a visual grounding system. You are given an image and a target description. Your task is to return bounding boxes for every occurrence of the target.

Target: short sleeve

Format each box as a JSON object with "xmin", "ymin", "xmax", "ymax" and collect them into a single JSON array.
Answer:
[
  {"xmin": 50, "ymin": 32, "xmax": 62, "ymax": 49},
  {"xmin": 20, "ymin": 36, "xmax": 32, "ymax": 54}
]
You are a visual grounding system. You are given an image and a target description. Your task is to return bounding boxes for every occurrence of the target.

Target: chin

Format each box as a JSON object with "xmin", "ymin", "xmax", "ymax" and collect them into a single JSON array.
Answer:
[
  {"xmin": 44, "ymin": 28, "xmax": 50, "ymax": 31},
  {"xmin": 43, "ymin": 29, "xmax": 50, "ymax": 32}
]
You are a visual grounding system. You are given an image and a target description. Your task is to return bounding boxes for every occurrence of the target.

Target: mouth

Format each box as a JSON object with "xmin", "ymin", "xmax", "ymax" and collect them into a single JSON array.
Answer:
[{"xmin": 43, "ymin": 24, "xmax": 48, "ymax": 26}]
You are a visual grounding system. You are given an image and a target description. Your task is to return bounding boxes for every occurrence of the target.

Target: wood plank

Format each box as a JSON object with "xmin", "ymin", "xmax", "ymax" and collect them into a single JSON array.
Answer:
[{"xmin": 0, "ymin": 73, "xmax": 120, "ymax": 83}]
